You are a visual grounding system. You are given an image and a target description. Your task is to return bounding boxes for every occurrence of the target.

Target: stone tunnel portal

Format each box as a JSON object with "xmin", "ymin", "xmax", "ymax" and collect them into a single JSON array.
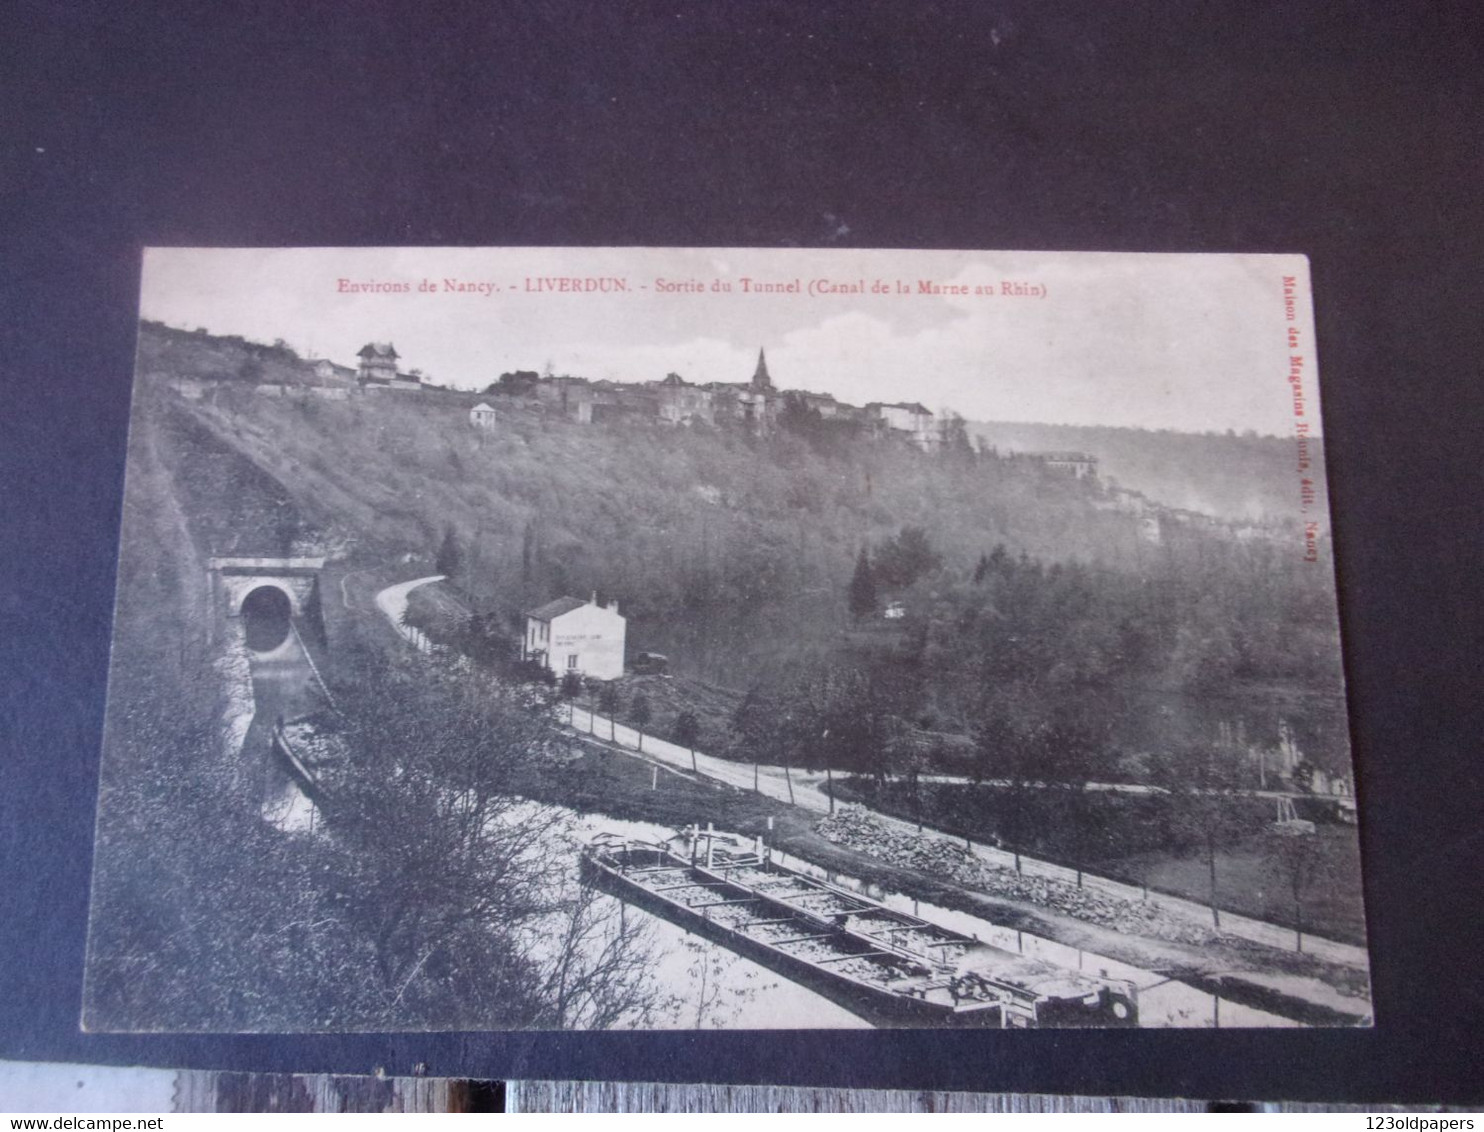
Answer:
[
  {"xmin": 241, "ymin": 584, "xmax": 293, "ymax": 652},
  {"xmin": 207, "ymin": 556, "xmax": 326, "ymax": 648}
]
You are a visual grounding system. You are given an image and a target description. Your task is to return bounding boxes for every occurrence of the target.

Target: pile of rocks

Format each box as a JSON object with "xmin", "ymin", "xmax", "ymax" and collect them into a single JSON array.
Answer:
[
  {"xmin": 815, "ymin": 805, "xmax": 1214, "ymax": 946},
  {"xmin": 816, "ymin": 806, "xmax": 974, "ymax": 879},
  {"xmin": 972, "ymin": 867, "xmax": 1214, "ymax": 945}
]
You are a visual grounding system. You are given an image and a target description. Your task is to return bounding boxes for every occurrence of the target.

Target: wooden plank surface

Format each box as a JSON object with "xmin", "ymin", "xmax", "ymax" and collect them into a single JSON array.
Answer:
[{"xmin": 163, "ymin": 1073, "xmax": 1468, "ymax": 1113}]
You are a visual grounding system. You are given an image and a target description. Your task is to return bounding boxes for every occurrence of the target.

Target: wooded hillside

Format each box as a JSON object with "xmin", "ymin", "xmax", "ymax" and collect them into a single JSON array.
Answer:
[
  {"xmin": 970, "ymin": 420, "xmax": 1326, "ymax": 523},
  {"xmin": 135, "ymin": 322, "xmax": 1350, "ymax": 773}
]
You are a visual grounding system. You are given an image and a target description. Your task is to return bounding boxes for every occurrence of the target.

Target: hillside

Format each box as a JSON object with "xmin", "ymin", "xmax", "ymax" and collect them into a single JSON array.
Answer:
[
  {"xmin": 130, "ymin": 322, "xmax": 1349, "ymax": 770},
  {"xmin": 138, "ymin": 319, "xmax": 354, "ymax": 388},
  {"xmin": 138, "ymin": 329, "xmax": 1166, "ymax": 650},
  {"xmin": 969, "ymin": 420, "xmax": 1327, "ymax": 524}
]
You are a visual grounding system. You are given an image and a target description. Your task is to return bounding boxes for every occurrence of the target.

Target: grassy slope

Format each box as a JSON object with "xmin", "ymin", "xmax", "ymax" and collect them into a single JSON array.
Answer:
[
  {"xmin": 1101, "ymin": 830, "xmax": 1366, "ymax": 945},
  {"xmin": 828, "ymin": 777, "xmax": 1366, "ymax": 944},
  {"xmin": 139, "ymin": 320, "xmax": 347, "ymax": 388}
]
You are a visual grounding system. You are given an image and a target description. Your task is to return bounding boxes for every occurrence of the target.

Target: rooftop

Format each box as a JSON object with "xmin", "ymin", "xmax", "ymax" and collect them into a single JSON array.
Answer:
[
  {"xmin": 870, "ymin": 401, "xmax": 933, "ymax": 415},
  {"xmin": 525, "ymin": 595, "xmax": 591, "ymax": 621}
]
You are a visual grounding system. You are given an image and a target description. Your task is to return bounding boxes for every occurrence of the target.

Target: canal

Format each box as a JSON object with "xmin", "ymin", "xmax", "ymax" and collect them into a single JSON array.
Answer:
[
  {"xmin": 248, "ymin": 765, "xmax": 1302, "ymax": 1027},
  {"xmin": 765, "ymin": 844, "xmax": 1300, "ymax": 1029},
  {"xmin": 538, "ymin": 814, "xmax": 1300, "ymax": 1030},
  {"xmin": 243, "ymin": 570, "xmax": 1300, "ymax": 1029},
  {"xmin": 238, "ymin": 589, "xmax": 326, "ymax": 832}
]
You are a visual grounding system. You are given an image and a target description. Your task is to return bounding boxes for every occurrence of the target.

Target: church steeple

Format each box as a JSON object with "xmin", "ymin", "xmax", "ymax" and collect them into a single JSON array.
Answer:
[{"xmin": 751, "ymin": 347, "xmax": 773, "ymax": 391}]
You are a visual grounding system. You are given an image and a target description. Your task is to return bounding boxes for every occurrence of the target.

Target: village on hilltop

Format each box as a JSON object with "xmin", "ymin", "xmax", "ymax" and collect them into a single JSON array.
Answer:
[
  {"xmin": 154, "ymin": 320, "xmax": 1298, "ymax": 553},
  {"xmin": 166, "ymin": 319, "xmax": 983, "ymax": 454},
  {"xmin": 392, "ymin": 340, "xmax": 963, "ymax": 451},
  {"xmin": 156, "ymin": 318, "xmax": 1091, "ymax": 458}
]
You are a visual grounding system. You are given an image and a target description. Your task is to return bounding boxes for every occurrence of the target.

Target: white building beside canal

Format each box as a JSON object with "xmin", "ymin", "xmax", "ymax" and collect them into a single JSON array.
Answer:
[{"xmin": 522, "ymin": 594, "xmax": 626, "ymax": 681}]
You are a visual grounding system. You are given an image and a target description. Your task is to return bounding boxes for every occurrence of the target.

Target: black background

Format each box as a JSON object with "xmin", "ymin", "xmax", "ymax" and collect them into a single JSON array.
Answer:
[{"xmin": 2, "ymin": 0, "xmax": 1481, "ymax": 1105}]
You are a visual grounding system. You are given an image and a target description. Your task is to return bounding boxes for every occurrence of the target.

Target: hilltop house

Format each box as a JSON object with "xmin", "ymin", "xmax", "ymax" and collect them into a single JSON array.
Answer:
[
  {"xmin": 655, "ymin": 372, "xmax": 715, "ymax": 426},
  {"xmin": 311, "ymin": 358, "xmax": 357, "ymax": 384},
  {"xmin": 522, "ymin": 594, "xmax": 626, "ymax": 681},
  {"xmin": 469, "ymin": 402, "xmax": 498, "ymax": 428},
  {"xmin": 1041, "ymin": 451, "xmax": 1099, "ymax": 479},
  {"xmin": 357, "ymin": 342, "xmax": 399, "ymax": 384},
  {"xmin": 691, "ymin": 347, "xmax": 780, "ymax": 433},
  {"xmin": 544, "ymin": 348, "xmax": 781, "ymax": 433},
  {"xmin": 790, "ymin": 389, "xmax": 862, "ymax": 422},
  {"xmin": 868, "ymin": 401, "xmax": 938, "ymax": 450},
  {"xmin": 357, "ymin": 342, "xmax": 423, "ymax": 391},
  {"xmin": 486, "ymin": 347, "xmax": 972, "ymax": 447}
]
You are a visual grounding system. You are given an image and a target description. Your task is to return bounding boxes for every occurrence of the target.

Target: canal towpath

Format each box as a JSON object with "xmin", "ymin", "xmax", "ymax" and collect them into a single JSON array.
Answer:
[{"xmin": 366, "ymin": 578, "xmax": 1368, "ymax": 972}]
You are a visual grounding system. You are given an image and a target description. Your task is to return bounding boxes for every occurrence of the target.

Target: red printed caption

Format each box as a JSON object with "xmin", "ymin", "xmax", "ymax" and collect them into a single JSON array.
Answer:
[
  {"xmin": 334, "ymin": 275, "xmax": 1049, "ymax": 300},
  {"xmin": 1283, "ymin": 274, "xmax": 1320, "ymax": 563}
]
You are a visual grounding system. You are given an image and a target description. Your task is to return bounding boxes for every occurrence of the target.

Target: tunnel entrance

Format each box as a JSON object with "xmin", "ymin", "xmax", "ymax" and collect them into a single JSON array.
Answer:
[{"xmin": 241, "ymin": 585, "xmax": 292, "ymax": 652}]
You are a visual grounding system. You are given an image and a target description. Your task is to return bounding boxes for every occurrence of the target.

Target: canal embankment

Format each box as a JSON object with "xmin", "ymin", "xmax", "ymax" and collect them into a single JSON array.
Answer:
[
  {"xmin": 366, "ymin": 577, "xmax": 1370, "ymax": 1028},
  {"xmin": 520, "ymin": 741, "xmax": 1371, "ymax": 1027}
]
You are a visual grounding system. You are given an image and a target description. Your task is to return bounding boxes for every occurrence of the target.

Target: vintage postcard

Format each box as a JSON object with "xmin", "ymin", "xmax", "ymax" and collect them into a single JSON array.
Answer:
[{"xmin": 83, "ymin": 247, "xmax": 1368, "ymax": 1032}]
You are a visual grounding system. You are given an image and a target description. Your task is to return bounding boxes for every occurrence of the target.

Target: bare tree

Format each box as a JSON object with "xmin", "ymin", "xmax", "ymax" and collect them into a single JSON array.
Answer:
[
  {"xmin": 731, "ymin": 684, "xmax": 779, "ymax": 794},
  {"xmin": 320, "ymin": 650, "xmax": 659, "ymax": 1028},
  {"xmin": 529, "ymin": 879, "xmax": 666, "ymax": 1029},
  {"xmin": 971, "ymin": 711, "xmax": 1044, "ymax": 874},
  {"xmin": 598, "ymin": 682, "xmax": 619, "ymax": 742},
  {"xmin": 673, "ymin": 709, "xmax": 701, "ymax": 774},
  {"xmin": 560, "ymin": 670, "xmax": 583, "ymax": 726},
  {"xmin": 1154, "ymin": 741, "xmax": 1254, "ymax": 930},
  {"xmin": 630, "ymin": 691, "xmax": 652, "ymax": 752},
  {"xmin": 1260, "ymin": 824, "xmax": 1336, "ymax": 953},
  {"xmin": 1040, "ymin": 719, "xmax": 1115, "ymax": 888},
  {"xmin": 675, "ymin": 937, "xmax": 763, "ymax": 1029}
]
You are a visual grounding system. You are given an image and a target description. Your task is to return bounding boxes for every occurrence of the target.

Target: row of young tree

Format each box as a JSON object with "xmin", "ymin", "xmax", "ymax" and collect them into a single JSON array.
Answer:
[
  {"xmin": 418, "ymin": 512, "xmax": 1347, "ymax": 943},
  {"xmin": 677, "ymin": 640, "xmax": 1342, "ymax": 940},
  {"xmin": 403, "ymin": 547, "xmax": 1346, "ymax": 948},
  {"xmin": 959, "ymin": 706, "xmax": 1339, "ymax": 939},
  {"xmin": 410, "ymin": 595, "xmax": 1342, "ymax": 947},
  {"xmin": 554, "ymin": 656, "xmax": 1338, "ymax": 944}
]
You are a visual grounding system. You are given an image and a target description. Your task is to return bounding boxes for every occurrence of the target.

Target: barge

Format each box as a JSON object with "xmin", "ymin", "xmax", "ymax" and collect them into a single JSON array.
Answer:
[{"xmin": 581, "ymin": 826, "xmax": 1138, "ymax": 1029}]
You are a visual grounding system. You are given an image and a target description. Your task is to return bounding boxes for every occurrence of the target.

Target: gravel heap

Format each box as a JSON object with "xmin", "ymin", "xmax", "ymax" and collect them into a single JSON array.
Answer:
[{"xmin": 815, "ymin": 805, "xmax": 1215, "ymax": 946}]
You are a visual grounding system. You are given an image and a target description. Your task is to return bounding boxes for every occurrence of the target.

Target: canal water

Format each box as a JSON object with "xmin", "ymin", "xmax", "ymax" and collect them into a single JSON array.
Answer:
[
  {"xmin": 250, "ymin": 764, "xmax": 1302, "ymax": 1028},
  {"xmin": 537, "ymin": 813, "xmax": 867, "ymax": 1030},
  {"xmin": 236, "ymin": 626, "xmax": 862, "ymax": 1027},
  {"xmin": 544, "ymin": 815, "xmax": 1299, "ymax": 1030},
  {"xmin": 764, "ymin": 845, "xmax": 1300, "ymax": 1029},
  {"xmin": 235, "ymin": 615, "xmax": 1299, "ymax": 1028},
  {"xmin": 241, "ymin": 619, "xmax": 324, "ymax": 833}
]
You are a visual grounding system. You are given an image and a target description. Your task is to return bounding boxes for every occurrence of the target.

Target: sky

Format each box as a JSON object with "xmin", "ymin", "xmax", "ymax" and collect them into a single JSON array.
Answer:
[{"xmin": 139, "ymin": 247, "xmax": 1319, "ymax": 436}]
